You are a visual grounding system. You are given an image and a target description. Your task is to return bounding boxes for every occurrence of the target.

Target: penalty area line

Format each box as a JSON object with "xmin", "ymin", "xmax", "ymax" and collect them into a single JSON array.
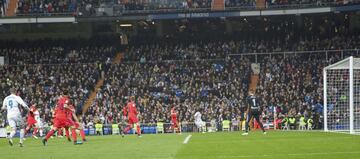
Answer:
[{"xmin": 183, "ymin": 135, "xmax": 192, "ymax": 144}]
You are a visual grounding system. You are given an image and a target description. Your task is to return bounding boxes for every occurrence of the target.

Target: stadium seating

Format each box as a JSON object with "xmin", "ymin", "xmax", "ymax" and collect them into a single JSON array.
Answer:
[
  {"xmin": 1, "ymin": 15, "xmax": 360, "ymax": 133},
  {"xmin": 11, "ymin": 0, "xmax": 360, "ymax": 16}
]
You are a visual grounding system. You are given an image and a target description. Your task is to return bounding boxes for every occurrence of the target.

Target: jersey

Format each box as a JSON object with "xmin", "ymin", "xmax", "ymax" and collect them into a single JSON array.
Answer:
[
  {"xmin": 126, "ymin": 102, "xmax": 138, "ymax": 118},
  {"xmin": 55, "ymin": 96, "xmax": 70, "ymax": 120},
  {"xmin": 66, "ymin": 105, "xmax": 75, "ymax": 121},
  {"xmin": 194, "ymin": 112, "xmax": 202, "ymax": 122},
  {"xmin": 126, "ymin": 102, "xmax": 139, "ymax": 124},
  {"xmin": 247, "ymin": 95, "xmax": 260, "ymax": 111},
  {"xmin": 171, "ymin": 108, "xmax": 177, "ymax": 120},
  {"xmin": 2, "ymin": 94, "xmax": 28, "ymax": 118},
  {"xmin": 27, "ymin": 105, "xmax": 40, "ymax": 125}
]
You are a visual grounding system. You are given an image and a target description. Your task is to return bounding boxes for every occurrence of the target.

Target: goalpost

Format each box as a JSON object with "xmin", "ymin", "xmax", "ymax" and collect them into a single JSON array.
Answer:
[{"xmin": 324, "ymin": 56, "xmax": 360, "ymax": 134}]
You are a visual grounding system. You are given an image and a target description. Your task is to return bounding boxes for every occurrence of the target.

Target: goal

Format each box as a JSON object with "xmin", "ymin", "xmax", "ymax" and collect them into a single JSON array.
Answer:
[{"xmin": 324, "ymin": 56, "xmax": 360, "ymax": 134}]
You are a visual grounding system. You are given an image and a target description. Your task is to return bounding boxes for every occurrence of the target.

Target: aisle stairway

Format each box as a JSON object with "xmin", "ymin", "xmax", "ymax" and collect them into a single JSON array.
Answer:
[
  {"xmin": 248, "ymin": 74, "xmax": 259, "ymax": 93},
  {"xmin": 81, "ymin": 53, "xmax": 124, "ymax": 114},
  {"xmin": 5, "ymin": 0, "xmax": 17, "ymax": 16},
  {"xmin": 212, "ymin": 0, "xmax": 225, "ymax": 10}
]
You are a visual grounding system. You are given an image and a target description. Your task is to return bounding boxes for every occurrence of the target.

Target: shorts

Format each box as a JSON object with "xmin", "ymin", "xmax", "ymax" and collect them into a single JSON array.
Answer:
[
  {"xmin": 8, "ymin": 115, "xmax": 25, "ymax": 129},
  {"xmin": 195, "ymin": 121, "xmax": 205, "ymax": 128},
  {"xmin": 128, "ymin": 116, "xmax": 139, "ymax": 124},
  {"xmin": 54, "ymin": 118, "xmax": 72, "ymax": 128},
  {"xmin": 247, "ymin": 110, "xmax": 261, "ymax": 123},
  {"xmin": 27, "ymin": 118, "xmax": 37, "ymax": 126},
  {"xmin": 171, "ymin": 119, "xmax": 178, "ymax": 128}
]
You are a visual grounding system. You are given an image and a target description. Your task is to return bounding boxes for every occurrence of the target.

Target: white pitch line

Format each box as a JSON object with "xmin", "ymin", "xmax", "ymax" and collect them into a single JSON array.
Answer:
[
  {"xmin": 183, "ymin": 134, "xmax": 192, "ymax": 144},
  {"xmin": 218, "ymin": 151, "xmax": 360, "ymax": 158}
]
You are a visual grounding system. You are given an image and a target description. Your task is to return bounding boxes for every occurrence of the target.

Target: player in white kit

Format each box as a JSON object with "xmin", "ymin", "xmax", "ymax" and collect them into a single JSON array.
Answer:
[
  {"xmin": 1, "ymin": 88, "xmax": 29, "ymax": 147},
  {"xmin": 194, "ymin": 109, "xmax": 206, "ymax": 133}
]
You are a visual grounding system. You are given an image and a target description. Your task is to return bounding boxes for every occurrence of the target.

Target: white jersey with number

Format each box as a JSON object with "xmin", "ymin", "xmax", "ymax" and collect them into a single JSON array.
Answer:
[
  {"xmin": 194, "ymin": 112, "xmax": 202, "ymax": 122},
  {"xmin": 194, "ymin": 111, "xmax": 205, "ymax": 128},
  {"xmin": 2, "ymin": 94, "xmax": 28, "ymax": 118}
]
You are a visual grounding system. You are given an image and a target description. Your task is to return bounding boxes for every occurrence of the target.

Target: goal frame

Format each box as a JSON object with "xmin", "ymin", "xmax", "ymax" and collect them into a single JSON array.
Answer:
[{"xmin": 323, "ymin": 56, "xmax": 359, "ymax": 134}]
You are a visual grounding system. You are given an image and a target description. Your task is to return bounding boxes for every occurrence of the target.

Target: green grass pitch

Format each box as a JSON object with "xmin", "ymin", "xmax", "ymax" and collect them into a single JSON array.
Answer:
[{"xmin": 1, "ymin": 131, "xmax": 360, "ymax": 159}]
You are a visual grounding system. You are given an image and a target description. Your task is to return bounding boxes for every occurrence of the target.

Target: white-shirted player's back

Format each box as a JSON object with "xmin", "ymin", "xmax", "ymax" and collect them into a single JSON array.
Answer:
[
  {"xmin": 3, "ymin": 94, "xmax": 26, "ymax": 117},
  {"xmin": 194, "ymin": 111, "xmax": 202, "ymax": 122}
]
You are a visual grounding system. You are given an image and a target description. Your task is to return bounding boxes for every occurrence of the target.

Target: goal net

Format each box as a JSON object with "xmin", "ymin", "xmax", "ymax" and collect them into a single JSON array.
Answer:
[{"xmin": 324, "ymin": 56, "xmax": 360, "ymax": 134}]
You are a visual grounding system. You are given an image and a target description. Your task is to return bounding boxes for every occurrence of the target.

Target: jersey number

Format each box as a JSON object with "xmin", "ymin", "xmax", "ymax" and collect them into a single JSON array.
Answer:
[
  {"xmin": 252, "ymin": 99, "xmax": 256, "ymax": 106},
  {"xmin": 8, "ymin": 100, "xmax": 13, "ymax": 109}
]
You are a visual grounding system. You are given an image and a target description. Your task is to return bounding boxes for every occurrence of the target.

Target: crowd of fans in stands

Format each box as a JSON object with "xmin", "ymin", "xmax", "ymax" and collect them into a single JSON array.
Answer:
[
  {"xmin": 15, "ymin": 0, "xmax": 97, "ymax": 15},
  {"xmin": 1, "ymin": 15, "xmax": 360, "ymax": 131},
  {"xmin": 13, "ymin": 0, "xmax": 360, "ymax": 15},
  {"xmin": 87, "ymin": 47, "xmax": 360, "ymax": 131},
  {"xmin": 0, "ymin": 0, "xmax": 4, "ymax": 17},
  {"xmin": 1, "ymin": 35, "xmax": 360, "ymax": 131},
  {"xmin": 0, "ymin": 39, "xmax": 116, "ymax": 128}
]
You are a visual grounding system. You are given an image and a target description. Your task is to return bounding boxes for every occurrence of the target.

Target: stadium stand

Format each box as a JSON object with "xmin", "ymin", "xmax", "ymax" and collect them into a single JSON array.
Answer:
[
  {"xmin": 11, "ymin": 0, "xmax": 360, "ymax": 16},
  {"xmin": 0, "ymin": 13, "xmax": 359, "ymax": 133}
]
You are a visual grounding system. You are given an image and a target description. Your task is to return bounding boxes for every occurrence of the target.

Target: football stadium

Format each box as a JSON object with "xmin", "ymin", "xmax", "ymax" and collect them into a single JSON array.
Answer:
[{"xmin": 1, "ymin": 0, "xmax": 360, "ymax": 159}]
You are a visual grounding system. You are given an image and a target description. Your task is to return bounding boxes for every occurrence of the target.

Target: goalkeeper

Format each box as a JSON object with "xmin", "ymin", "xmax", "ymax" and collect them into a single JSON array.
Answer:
[{"xmin": 242, "ymin": 91, "xmax": 266, "ymax": 135}]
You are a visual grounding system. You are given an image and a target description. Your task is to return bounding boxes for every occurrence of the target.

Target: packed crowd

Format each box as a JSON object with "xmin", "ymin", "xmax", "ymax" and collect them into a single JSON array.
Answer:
[
  {"xmin": 121, "ymin": 0, "xmax": 212, "ymax": 11},
  {"xmin": 1, "ymin": 36, "xmax": 359, "ymax": 130},
  {"xmin": 1, "ymin": 14, "xmax": 359, "ymax": 131},
  {"xmin": 88, "ymin": 37, "xmax": 360, "ymax": 131},
  {"xmin": 0, "ymin": 38, "xmax": 116, "ymax": 65},
  {"xmin": 0, "ymin": 39, "xmax": 116, "ymax": 127},
  {"xmin": 124, "ymin": 35, "xmax": 360, "ymax": 62},
  {"xmin": 0, "ymin": 63, "xmax": 102, "ymax": 126},
  {"xmin": 12, "ymin": 0, "xmax": 360, "ymax": 15},
  {"xmin": 15, "ymin": 0, "xmax": 98, "ymax": 15},
  {"xmin": 0, "ymin": 46, "xmax": 115, "ymax": 65},
  {"xmin": 121, "ymin": 0, "xmax": 359, "ymax": 12},
  {"xmin": 86, "ymin": 58, "xmax": 251, "ymax": 125},
  {"xmin": 0, "ymin": 0, "xmax": 4, "ymax": 16}
]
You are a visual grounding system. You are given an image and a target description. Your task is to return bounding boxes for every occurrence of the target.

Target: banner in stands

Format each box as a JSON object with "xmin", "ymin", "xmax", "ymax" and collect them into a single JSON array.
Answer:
[{"xmin": 0, "ymin": 56, "xmax": 4, "ymax": 65}]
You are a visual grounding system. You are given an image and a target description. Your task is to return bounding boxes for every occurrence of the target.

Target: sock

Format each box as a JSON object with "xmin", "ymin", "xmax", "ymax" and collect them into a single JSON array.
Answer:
[
  {"xmin": 80, "ymin": 130, "xmax": 86, "ymax": 140},
  {"xmin": 9, "ymin": 129, "xmax": 16, "ymax": 139},
  {"xmin": 136, "ymin": 125, "xmax": 141, "ymax": 135},
  {"xmin": 45, "ymin": 130, "xmax": 55, "ymax": 140},
  {"xmin": 65, "ymin": 129, "xmax": 70, "ymax": 139},
  {"xmin": 20, "ymin": 129, "xmax": 25, "ymax": 144},
  {"xmin": 245, "ymin": 122, "xmax": 249, "ymax": 133},
  {"xmin": 71, "ymin": 128, "xmax": 77, "ymax": 142},
  {"xmin": 33, "ymin": 128, "xmax": 38, "ymax": 136},
  {"xmin": 40, "ymin": 129, "xmax": 43, "ymax": 137}
]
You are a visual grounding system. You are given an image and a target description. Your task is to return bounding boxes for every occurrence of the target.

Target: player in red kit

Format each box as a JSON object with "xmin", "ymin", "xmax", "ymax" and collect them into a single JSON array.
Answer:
[
  {"xmin": 170, "ymin": 106, "xmax": 181, "ymax": 134},
  {"xmin": 123, "ymin": 96, "xmax": 141, "ymax": 137},
  {"xmin": 42, "ymin": 90, "xmax": 80, "ymax": 145},
  {"xmin": 25, "ymin": 104, "xmax": 41, "ymax": 138},
  {"xmin": 65, "ymin": 103, "xmax": 86, "ymax": 142}
]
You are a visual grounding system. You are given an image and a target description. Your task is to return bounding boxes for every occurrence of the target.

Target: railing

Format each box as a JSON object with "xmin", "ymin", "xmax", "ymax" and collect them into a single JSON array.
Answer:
[
  {"xmin": 15, "ymin": 12, "xmax": 75, "ymax": 17},
  {"xmin": 120, "ymin": 49, "xmax": 360, "ymax": 64},
  {"xmin": 229, "ymin": 49, "xmax": 360, "ymax": 63}
]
